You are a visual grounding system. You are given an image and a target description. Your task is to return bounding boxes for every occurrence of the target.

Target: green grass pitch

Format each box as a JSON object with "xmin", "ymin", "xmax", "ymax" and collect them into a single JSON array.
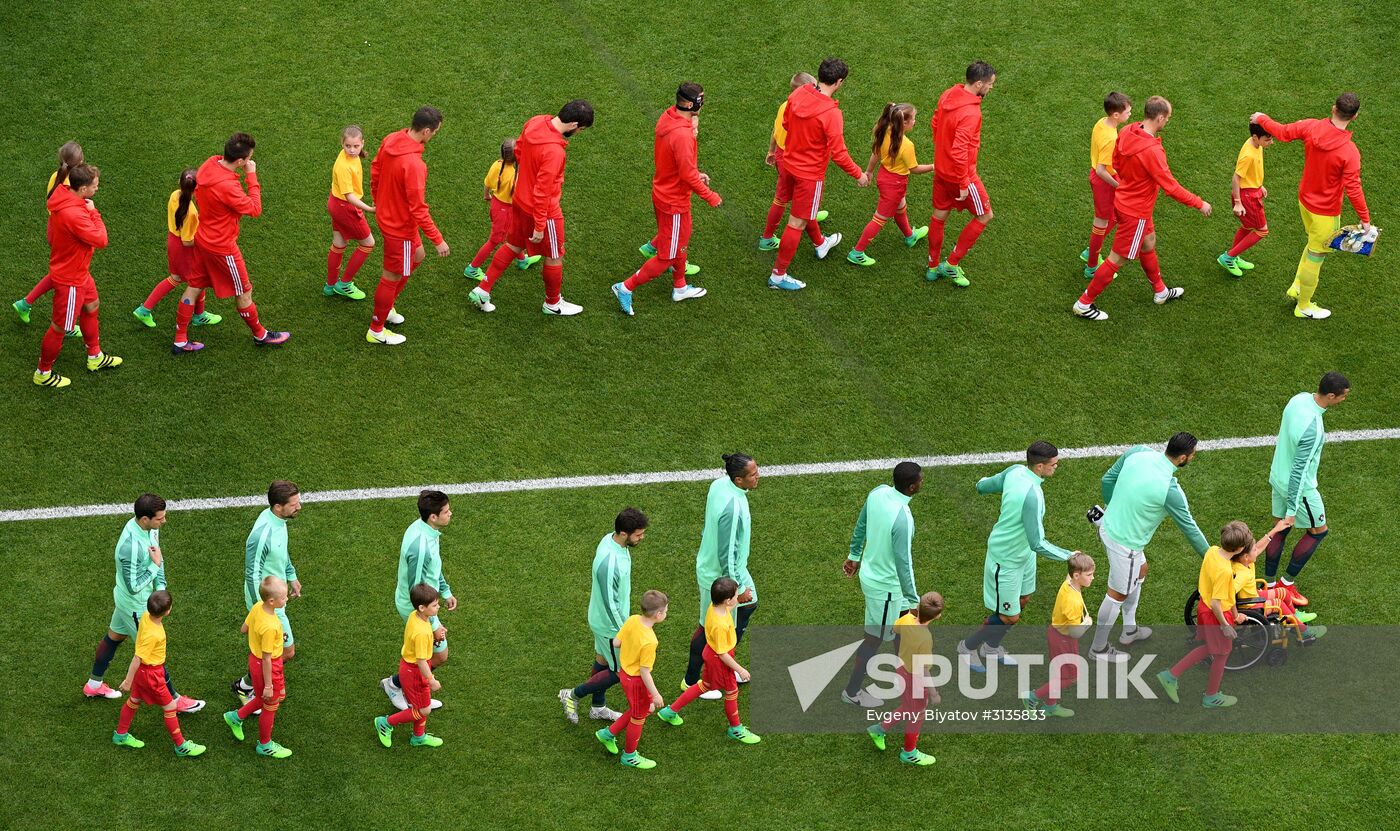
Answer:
[{"xmin": 2, "ymin": 1, "xmax": 1397, "ymax": 828}]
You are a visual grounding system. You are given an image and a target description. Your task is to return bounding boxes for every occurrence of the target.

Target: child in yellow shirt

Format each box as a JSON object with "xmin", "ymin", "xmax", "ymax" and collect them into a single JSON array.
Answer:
[
  {"xmin": 657, "ymin": 577, "xmax": 761, "ymax": 744},
  {"xmin": 595, "ymin": 590, "xmax": 668, "ymax": 770},
  {"xmin": 1217, "ymin": 122, "xmax": 1275, "ymax": 276},
  {"xmin": 866, "ymin": 590, "xmax": 944, "ymax": 766},
  {"xmin": 848, "ymin": 103, "xmax": 936, "ymax": 266},
  {"xmin": 112, "ymin": 591, "xmax": 205, "ymax": 756},
  {"xmin": 1024, "ymin": 553, "xmax": 1095, "ymax": 717},
  {"xmin": 463, "ymin": 139, "xmax": 540, "ymax": 280}
]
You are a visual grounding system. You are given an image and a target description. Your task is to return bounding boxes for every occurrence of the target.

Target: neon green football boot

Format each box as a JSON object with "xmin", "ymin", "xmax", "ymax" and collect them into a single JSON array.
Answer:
[{"xmin": 113, "ymin": 732, "xmax": 145, "ymax": 749}]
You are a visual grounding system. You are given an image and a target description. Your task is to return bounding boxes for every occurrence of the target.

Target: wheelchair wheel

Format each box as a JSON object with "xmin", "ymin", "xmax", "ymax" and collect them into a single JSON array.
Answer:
[
  {"xmin": 1183, "ymin": 591, "xmax": 1202, "ymax": 627},
  {"xmin": 1266, "ymin": 648, "xmax": 1288, "ymax": 668},
  {"xmin": 1224, "ymin": 611, "xmax": 1271, "ymax": 671}
]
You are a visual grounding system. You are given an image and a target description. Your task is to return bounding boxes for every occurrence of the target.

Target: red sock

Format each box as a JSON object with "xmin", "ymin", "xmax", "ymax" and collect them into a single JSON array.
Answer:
[
  {"xmin": 387, "ymin": 708, "xmax": 416, "ymax": 727},
  {"xmin": 947, "ymin": 219, "xmax": 988, "ymax": 265},
  {"xmin": 470, "ymin": 240, "xmax": 497, "ymax": 268},
  {"xmin": 235, "ymin": 698, "xmax": 261, "ymax": 721},
  {"xmin": 608, "ymin": 710, "xmax": 628, "ymax": 736},
  {"xmin": 903, "ymin": 725, "xmax": 921, "ymax": 753},
  {"xmin": 478, "ymin": 245, "xmax": 518, "ymax": 292},
  {"xmin": 117, "ymin": 699, "xmax": 138, "ymax": 734},
  {"xmin": 391, "ymin": 273, "xmax": 411, "ymax": 304},
  {"xmin": 413, "ymin": 717, "xmax": 426, "ymax": 738},
  {"xmin": 327, "ymin": 245, "xmax": 345, "ymax": 286},
  {"xmin": 1139, "ymin": 249, "xmax": 1166, "ymax": 293},
  {"xmin": 623, "ymin": 715, "xmax": 645, "ymax": 754},
  {"xmin": 542, "ymin": 264, "xmax": 563, "ymax": 305},
  {"xmin": 670, "ymin": 681, "xmax": 707, "ymax": 714},
  {"xmin": 237, "ymin": 302, "xmax": 268, "ymax": 340},
  {"xmin": 1206, "ymin": 652, "xmax": 1227, "ymax": 695},
  {"xmin": 804, "ymin": 222, "xmax": 824, "ymax": 247},
  {"xmin": 624, "ymin": 257, "xmax": 671, "ymax": 291},
  {"xmin": 722, "ymin": 690, "xmax": 741, "ymax": 728},
  {"xmin": 762, "ymin": 201, "xmax": 785, "ymax": 238},
  {"xmin": 1087, "ymin": 224, "xmax": 1109, "ymax": 267},
  {"xmin": 1230, "ymin": 227, "xmax": 1248, "ymax": 250},
  {"xmin": 1080, "ymin": 259, "xmax": 1121, "ymax": 304},
  {"xmin": 143, "ymin": 278, "xmax": 176, "ymax": 310},
  {"xmin": 1228, "ymin": 231, "xmax": 1263, "ymax": 258},
  {"xmin": 773, "ymin": 224, "xmax": 803, "ymax": 274},
  {"xmin": 79, "ymin": 307, "xmax": 100, "ymax": 357},
  {"xmin": 855, "ymin": 217, "xmax": 885, "ymax": 252},
  {"xmin": 1171, "ymin": 645, "xmax": 1211, "ymax": 678},
  {"xmin": 344, "ymin": 245, "xmax": 372, "ymax": 283},
  {"xmin": 894, "ymin": 208, "xmax": 913, "ymax": 237},
  {"xmin": 163, "ymin": 710, "xmax": 184, "ymax": 745},
  {"xmin": 24, "ymin": 275, "xmax": 53, "ymax": 305},
  {"xmin": 257, "ymin": 707, "xmax": 276, "ymax": 744},
  {"xmin": 174, "ymin": 298, "xmax": 195, "ymax": 343},
  {"xmin": 927, "ymin": 217, "xmax": 947, "ymax": 267},
  {"xmin": 672, "ymin": 254, "xmax": 688, "ymax": 289},
  {"xmin": 370, "ymin": 277, "xmax": 397, "ymax": 333}
]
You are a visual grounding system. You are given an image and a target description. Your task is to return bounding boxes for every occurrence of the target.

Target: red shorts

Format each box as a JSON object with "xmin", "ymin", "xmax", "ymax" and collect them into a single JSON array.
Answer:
[
  {"xmin": 382, "ymin": 236, "xmax": 424, "ymax": 278},
  {"xmin": 1238, "ymin": 188, "xmax": 1267, "ymax": 233},
  {"xmin": 187, "ymin": 243, "xmax": 251, "ymax": 299},
  {"xmin": 328, "ymin": 195, "xmax": 372, "ymax": 240},
  {"xmin": 247, "ymin": 652, "xmax": 287, "ymax": 704},
  {"xmin": 875, "ymin": 167, "xmax": 910, "ymax": 216},
  {"xmin": 780, "ymin": 170, "xmax": 824, "ymax": 221},
  {"xmin": 50, "ymin": 275, "xmax": 97, "ymax": 331},
  {"xmin": 932, "ymin": 174, "xmax": 991, "ymax": 215},
  {"xmin": 488, "ymin": 196, "xmax": 512, "ymax": 239},
  {"xmin": 507, "ymin": 205, "xmax": 565, "ymax": 258},
  {"xmin": 166, "ymin": 234, "xmax": 193, "ymax": 280},
  {"xmin": 772, "ymin": 151, "xmax": 792, "ymax": 203},
  {"xmin": 398, "ymin": 658, "xmax": 431, "ymax": 710},
  {"xmin": 1195, "ymin": 601, "xmax": 1235, "ymax": 656},
  {"xmin": 651, "ymin": 204, "xmax": 693, "ymax": 260},
  {"xmin": 618, "ymin": 670, "xmax": 652, "ymax": 719},
  {"xmin": 1089, "ymin": 170, "xmax": 1116, "ymax": 219},
  {"xmin": 700, "ymin": 645, "xmax": 737, "ymax": 692},
  {"xmin": 1111, "ymin": 213, "xmax": 1154, "ymax": 260},
  {"xmin": 131, "ymin": 662, "xmax": 173, "ymax": 706}
]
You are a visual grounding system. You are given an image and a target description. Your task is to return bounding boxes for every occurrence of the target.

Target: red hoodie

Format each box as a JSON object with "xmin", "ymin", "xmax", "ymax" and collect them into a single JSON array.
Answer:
[
  {"xmin": 370, "ymin": 129, "xmax": 443, "ymax": 244},
  {"xmin": 1257, "ymin": 115, "xmax": 1368, "ymax": 222},
  {"xmin": 780, "ymin": 84, "xmax": 862, "ymax": 181},
  {"xmin": 1111, "ymin": 122, "xmax": 1203, "ymax": 217},
  {"xmin": 44, "ymin": 185, "xmax": 108, "ymax": 286},
  {"xmin": 652, "ymin": 106, "xmax": 720, "ymax": 212},
  {"xmin": 193, "ymin": 155, "xmax": 260, "ymax": 253},
  {"xmin": 514, "ymin": 114, "xmax": 569, "ymax": 231},
  {"xmin": 931, "ymin": 84, "xmax": 984, "ymax": 186}
]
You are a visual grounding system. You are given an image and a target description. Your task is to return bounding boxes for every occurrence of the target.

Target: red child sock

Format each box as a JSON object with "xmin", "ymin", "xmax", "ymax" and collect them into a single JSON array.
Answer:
[
  {"xmin": 623, "ymin": 716, "xmax": 645, "ymax": 754},
  {"xmin": 894, "ymin": 208, "xmax": 913, "ymax": 237},
  {"xmin": 163, "ymin": 710, "xmax": 184, "ymax": 745},
  {"xmin": 143, "ymin": 278, "xmax": 176, "ymax": 310},
  {"xmin": 722, "ymin": 690, "xmax": 741, "ymax": 728},
  {"xmin": 235, "ymin": 698, "xmax": 261, "ymax": 721},
  {"xmin": 257, "ymin": 707, "xmax": 276, "ymax": 744},
  {"xmin": 855, "ymin": 217, "xmax": 885, "ymax": 253},
  {"xmin": 947, "ymin": 218, "xmax": 988, "ymax": 266},
  {"xmin": 1087, "ymin": 224, "xmax": 1109, "ymax": 267},
  {"xmin": 237, "ymin": 302, "xmax": 268, "ymax": 340},
  {"xmin": 388, "ymin": 708, "xmax": 416, "ymax": 727},
  {"xmin": 193, "ymin": 291, "xmax": 206, "ymax": 316},
  {"xmin": 344, "ymin": 244, "xmax": 372, "ymax": 283},
  {"xmin": 1228, "ymin": 231, "xmax": 1263, "ymax": 258},
  {"xmin": 117, "ymin": 699, "xmax": 138, "ymax": 734},
  {"xmin": 174, "ymin": 298, "xmax": 195, "ymax": 344},
  {"xmin": 327, "ymin": 245, "xmax": 345, "ymax": 286},
  {"xmin": 804, "ymin": 222, "xmax": 825, "ymax": 247},
  {"xmin": 470, "ymin": 240, "xmax": 497, "ymax": 269},
  {"xmin": 773, "ymin": 224, "xmax": 803, "ymax": 274},
  {"xmin": 669, "ymin": 681, "xmax": 707, "ymax": 714},
  {"xmin": 762, "ymin": 201, "xmax": 786, "ymax": 239}
]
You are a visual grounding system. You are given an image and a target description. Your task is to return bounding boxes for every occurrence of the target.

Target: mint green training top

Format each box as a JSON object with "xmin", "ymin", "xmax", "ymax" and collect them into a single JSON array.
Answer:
[
  {"xmin": 847, "ymin": 484, "xmax": 918, "ymax": 609},
  {"xmin": 1268, "ymin": 392, "xmax": 1327, "ymax": 517},
  {"xmin": 695, "ymin": 476, "xmax": 753, "ymax": 623},
  {"xmin": 976, "ymin": 464, "xmax": 1072, "ymax": 566},
  {"xmin": 395, "ymin": 518, "xmax": 453, "ymax": 619},
  {"xmin": 244, "ymin": 508, "xmax": 298, "ymax": 610},
  {"xmin": 587, "ymin": 533, "xmax": 631, "ymax": 638},
  {"xmin": 114, "ymin": 518, "xmax": 165, "ymax": 610},
  {"xmin": 1101, "ymin": 445, "xmax": 1209, "ymax": 555}
]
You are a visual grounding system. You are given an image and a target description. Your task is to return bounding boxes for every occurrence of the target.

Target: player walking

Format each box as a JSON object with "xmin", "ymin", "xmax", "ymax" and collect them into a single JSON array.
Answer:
[
  {"xmin": 232, "ymin": 481, "xmax": 303, "ymax": 704},
  {"xmin": 1087, "ymin": 433, "xmax": 1210, "ymax": 661},
  {"xmin": 367, "ymin": 107, "xmax": 449, "ymax": 345},
  {"xmin": 1252, "ymin": 94, "xmax": 1371, "ymax": 319},
  {"xmin": 1264, "ymin": 372, "xmax": 1349, "ymax": 605},
  {"xmin": 382, "ymin": 491, "xmax": 456, "ymax": 710},
  {"xmin": 926, "ymin": 61, "xmax": 997, "ymax": 288},
  {"xmin": 612, "ymin": 82, "xmax": 721, "ymax": 316},
  {"xmin": 956, "ymin": 443, "xmax": 1077, "ymax": 671},
  {"xmin": 470, "ymin": 100, "xmax": 594, "ymax": 316},
  {"xmin": 1074, "ymin": 96, "xmax": 1211, "ymax": 321}
]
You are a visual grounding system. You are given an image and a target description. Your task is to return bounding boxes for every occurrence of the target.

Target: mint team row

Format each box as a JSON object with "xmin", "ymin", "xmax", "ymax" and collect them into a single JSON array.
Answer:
[{"xmin": 85, "ymin": 372, "xmax": 1345, "ymax": 765}]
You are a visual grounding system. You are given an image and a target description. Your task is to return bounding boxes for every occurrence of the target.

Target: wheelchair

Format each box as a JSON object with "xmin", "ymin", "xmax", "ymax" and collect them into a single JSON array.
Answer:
[{"xmin": 1182, "ymin": 580, "xmax": 1315, "ymax": 671}]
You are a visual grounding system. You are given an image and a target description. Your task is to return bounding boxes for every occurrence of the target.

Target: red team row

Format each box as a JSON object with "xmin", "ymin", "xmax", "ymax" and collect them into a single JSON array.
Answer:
[{"xmin": 17, "ymin": 58, "xmax": 1374, "ymax": 389}]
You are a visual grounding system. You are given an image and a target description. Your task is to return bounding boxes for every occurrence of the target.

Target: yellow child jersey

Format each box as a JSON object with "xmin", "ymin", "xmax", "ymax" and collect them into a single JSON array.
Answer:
[
  {"xmin": 894, "ymin": 611, "xmax": 933, "ymax": 673},
  {"xmin": 1197, "ymin": 547, "xmax": 1235, "ymax": 613},
  {"xmin": 703, "ymin": 604, "xmax": 737, "ymax": 654},
  {"xmin": 485, "ymin": 159, "xmax": 517, "ymax": 204},
  {"xmin": 166, "ymin": 190, "xmax": 199, "ymax": 241},
  {"xmin": 330, "ymin": 149, "xmax": 364, "ymax": 202},
  {"xmin": 134, "ymin": 611, "xmax": 167, "ymax": 666},
  {"xmin": 1235, "ymin": 139, "xmax": 1264, "ymax": 189},
  {"xmin": 616, "ymin": 614, "xmax": 658, "ymax": 676},
  {"xmin": 1232, "ymin": 560, "xmax": 1260, "ymax": 600},
  {"xmin": 244, "ymin": 604, "xmax": 285, "ymax": 659},
  {"xmin": 1090, "ymin": 117, "xmax": 1118, "ymax": 175},
  {"xmin": 878, "ymin": 132, "xmax": 919, "ymax": 176},
  {"xmin": 401, "ymin": 612, "xmax": 434, "ymax": 663},
  {"xmin": 1050, "ymin": 578, "xmax": 1088, "ymax": 635},
  {"xmin": 773, "ymin": 101, "xmax": 789, "ymax": 151}
]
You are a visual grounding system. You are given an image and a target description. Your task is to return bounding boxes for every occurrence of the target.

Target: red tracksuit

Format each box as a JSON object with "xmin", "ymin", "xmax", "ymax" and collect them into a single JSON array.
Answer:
[
  {"xmin": 625, "ymin": 107, "xmax": 721, "ymax": 291},
  {"xmin": 40, "ymin": 185, "xmax": 107, "ymax": 367},
  {"xmin": 189, "ymin": 155, "xmax": 260, "ymax": 299},
  {"xmin": 1256, "ymin": 115, "xmax": 1369, "ymax": 221},
  {"xmin": 371, "ymin": 129, "xmax": 443, "ymax": 277},
  {"xmin": 770, "ymin": 85, "xmax": 861, "ymax": 275},
  {"xmin": 480, "ymin": 114, "xmax": 570, "ymax": 303},
  {"xmin": 927, "ymin": 84, "xmax": 992, "ymax": 267}
]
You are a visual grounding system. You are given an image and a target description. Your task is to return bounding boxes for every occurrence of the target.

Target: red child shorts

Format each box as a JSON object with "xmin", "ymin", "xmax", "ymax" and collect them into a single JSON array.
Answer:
[
  {"xmin": 328, "ymin": 195, "xmax": 372, "ymax": 240},
  {"xmin": 382, "ymin": 236, "xmax": 424, "ymax": 278},
  {"xmin": 618, "ymin": 671, "xmax": 651, "ymax": 718},
  {"xmin": 1089, "ymin": 170, "xmax": 1116, "ymax": 219},
  {"xmin": 700, "ymin": 645, "xmax": 738, "ymax": 692},
  {"xmin": 1111, "ymin": 213, "xmax": 1155, "ymax": 260},
  {"xmin": 876, "ymin": 167, "xmax": 911, "ymax": 217},
  {"xmin": 487, "ymin": 196, "xmax": 512, "ymax": 241},
  {"xmin": 507, "ymin": 204, "xmax": 565, "ymax": 258},
  {"xmin": 933, "ymin": 174, "xmax": 992, "ymax": 215},
  {"xmin": 131, "ymin": 662, "xmax": 173, "ymax": 706},
  {"xmin": 1238, "ymin": 188, "xmax": 1268, "ymax": 233},
  {"xmin": 398, "ymin": 658, "xmax": 431, "ymax": 710},
  {"xmin": 1195, "ymin": 601, "xmax": 1235, "ymax": 656},
  {"xmin": 187, "ymin": 243, "xmax": 252, "ymax": 299},
  {"xmin": 50, "ymin": 275, "xmax": 98, "ymax": 331},
  {"xmin": 166, "ymin": 233, "xmax": 193, "ymax": 280},
  {"xmin": 247, "ymin": 652, "xmax": 287, "ymax": 705}
]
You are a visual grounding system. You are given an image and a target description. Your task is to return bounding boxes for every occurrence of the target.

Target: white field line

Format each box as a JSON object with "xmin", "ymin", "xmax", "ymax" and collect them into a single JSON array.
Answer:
[{"xmin": 4, "ymin": 428, "xmax": 1398, "ymax": 524}]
